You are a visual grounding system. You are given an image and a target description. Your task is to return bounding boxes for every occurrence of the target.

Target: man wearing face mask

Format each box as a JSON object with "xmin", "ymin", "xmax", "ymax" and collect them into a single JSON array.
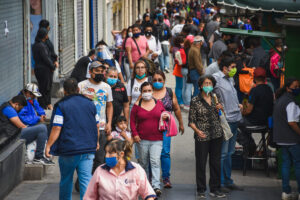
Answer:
[
  {"xmin": 78, "ymin": 61, "xmax": 113, "ymax": 172},
  {"xmin": 106, "ymin": 67, "xmax": 129, "ymax": 128},
  {"xmin": 18, "ymin": 83, "xmax": 46, "ymax": 126},
  {"xmin": 125, "ymin": 24, "xmax": 150, "ymax": 72},
  {"xmin": 213, "ymin": 56, "xmax": 243, "ymax": 192},
  {"xmin": 145, "ymin": 23, "xmax": 162, "ymax": 63},
  {"xmin": 0, "ymin": 95, "xmax": 52, "ymax": 165}
]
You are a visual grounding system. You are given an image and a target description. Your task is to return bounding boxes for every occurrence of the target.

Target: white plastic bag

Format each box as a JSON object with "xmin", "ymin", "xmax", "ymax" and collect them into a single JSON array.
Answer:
[
  {"xmin": 53, "ymin": 68, "xmax": 60, "ymax": 83},
  {"xmin": 26, "ymin": 141, "xmax": 37, "ymax": 161}
]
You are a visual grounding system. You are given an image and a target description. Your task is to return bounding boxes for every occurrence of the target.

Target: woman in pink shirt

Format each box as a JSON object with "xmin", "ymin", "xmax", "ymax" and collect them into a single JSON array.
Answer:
[
  {"xmin": 130, "ymin": 82, "xmax": 167, "ymax": 197},
  {"xmin": 125, "ymin": 24, "xmax": 150, "ymax": 71},
  {"xmin": 84, "ymin": 140, "xmax": 156, "ymax": 200}
]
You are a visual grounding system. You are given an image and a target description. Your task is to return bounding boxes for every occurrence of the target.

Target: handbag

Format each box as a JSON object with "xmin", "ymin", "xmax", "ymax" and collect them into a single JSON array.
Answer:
[{"xmin": 212, "ymin": 94, "xmax": 233, "ymax": 141}]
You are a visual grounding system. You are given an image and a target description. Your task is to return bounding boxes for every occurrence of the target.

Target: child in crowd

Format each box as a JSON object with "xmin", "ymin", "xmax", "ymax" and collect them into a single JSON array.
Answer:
[{"xmin": 107, "ymin": 116, "xmax": 133, "ymax": 144}]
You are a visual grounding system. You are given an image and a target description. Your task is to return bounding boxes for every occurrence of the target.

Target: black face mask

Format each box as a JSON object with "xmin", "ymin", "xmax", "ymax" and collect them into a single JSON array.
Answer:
[
  {"xmin": 145, "ymin": 31, "xmax": 152, "ymax": 37},
  {"xmin": 93, "ymin": 73, "xmax": 105, "ymax": 83}
]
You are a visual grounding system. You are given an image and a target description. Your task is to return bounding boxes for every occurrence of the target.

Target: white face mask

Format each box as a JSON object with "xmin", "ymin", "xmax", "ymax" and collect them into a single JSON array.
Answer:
[
  {"xmin": 128, "ymin": 32, "xmax": 133, "ymax": 38},
  {"xmin": 142, "ymin": 92, "xmax": 153, "ymax": 101}
]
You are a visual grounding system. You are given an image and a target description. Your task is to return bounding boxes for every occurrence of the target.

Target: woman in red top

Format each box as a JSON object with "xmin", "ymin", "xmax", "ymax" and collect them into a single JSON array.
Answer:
[{"xmin": 130, "ymin": 82, "xmax": 167, "ymax": 197}]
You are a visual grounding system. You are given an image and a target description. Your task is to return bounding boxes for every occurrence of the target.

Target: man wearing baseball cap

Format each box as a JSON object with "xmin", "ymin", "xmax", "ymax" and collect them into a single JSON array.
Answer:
[{"xmin": 18, "ymin": 83, "xmax": 46, "ymax": 126}]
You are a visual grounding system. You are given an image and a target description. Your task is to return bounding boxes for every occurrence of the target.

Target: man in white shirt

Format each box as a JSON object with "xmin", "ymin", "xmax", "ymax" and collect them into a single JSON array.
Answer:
[
  {"xmin": 171, "ymin": 16, "xmax": 185, "ymax": 37},
  {"xmin": 145, "ymin": 24, "xmax": 162, "ymax": 63},
  {"xmin": 78, "ymin": 61, "xmax": 113, "ymax": 171}
]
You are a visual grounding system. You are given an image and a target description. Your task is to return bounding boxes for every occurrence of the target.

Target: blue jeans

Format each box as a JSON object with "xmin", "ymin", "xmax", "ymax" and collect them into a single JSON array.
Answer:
[
  {"xmin": 221, "ymin": 122, "xmax": 238, "ymax": 186},
  {"xmin": 161, "ymin": 131, "xmax": 171, "ymax": 179},
  {"xmin": 59, "ymin": 153, "xmax": 95, "ymax": 200},
  {"xmin": 181, "ymin": 68, "xmax": 193, "ymax": 105},
  {"xmin": 175, "ymin": 76, "xmax": 184, "ymax": 105},
  {"xmin": 159, "ymin": 44, "xmax": 170, "ymax": 71},
  {"xmin": 138, "ymin": 140, "xmax": 163, "ymax": 189},
  {"xmin": 281, "ymin": 144, "xmax": 300, "ymax": 193},
  {"xmin": 189, "ymin": 69, "xmax": 200, "ymax": 97},
  {"xmin": 20, "ymin": 124, "xmax": 48, "ymax": 159}
]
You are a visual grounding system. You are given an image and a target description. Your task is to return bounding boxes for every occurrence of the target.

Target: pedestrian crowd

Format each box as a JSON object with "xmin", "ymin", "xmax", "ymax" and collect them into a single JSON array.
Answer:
[{"xmin": 1, "ymin": 0, "xmax": 300, "ymax": 200}]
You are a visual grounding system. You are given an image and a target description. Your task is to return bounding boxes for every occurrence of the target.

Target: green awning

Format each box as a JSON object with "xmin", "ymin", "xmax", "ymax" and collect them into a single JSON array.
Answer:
[
  {"xmin": 220, "ymin": 28, "xmax": 283, "ymax": 38},
  {"xmin": 210, "ymin": 0, "xmax": 300, "ymax": 14}
]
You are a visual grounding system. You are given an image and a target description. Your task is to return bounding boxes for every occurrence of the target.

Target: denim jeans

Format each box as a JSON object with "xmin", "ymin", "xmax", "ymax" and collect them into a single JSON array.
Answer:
[
  {"xmin": 181, "ymin": 68, "xmax": 193, "ymax": 105},
  {"xmin": 175, "ymin": 76, "xmax": 184, "ymax": 105},
  {"xmin": 159, "ymin": 44, "xmax": 170, "ymax": 71},
  {"xmin": 161, "ymin": 131, "xmax": 171, "ymax": 179},
  {"xmin": 189, "ymin": 69, "xmax": 200, "ymax": 97},
  {"xmin": 59, "ymin": 153, "xmax": 95, "ymax": 200},
  {"xmin": 281, "ymin": 144, "xmax": 300, "ymax": 193},
  {"xmin": 221, "ymin": 122, "xmax": 238, "ymax": 186},
  {"xmin": 138, "ymin": 140, "xmax": 163, "ymax": 189},
  {"xmin": 20, "ymin": 124, "xmax": 48, "ymax": 159}
]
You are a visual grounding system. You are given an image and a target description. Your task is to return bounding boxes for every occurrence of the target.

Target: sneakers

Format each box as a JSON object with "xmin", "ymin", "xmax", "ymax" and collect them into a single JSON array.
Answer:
[
  {"xmin": 163, "ymin": 177, "xmax": 172, "ymax": 189},
  {"xmin": 154, "ymin": 188, "xmax": 162, "ymax": 197},
  {"xmin": 165, "ymin": 69, "xmax": 170, "ymax": 73},
  {"xmin": 220, "ymin": 187, "xmax": 230, "ymax": 193},
  {"xmin": 281, "ymin": 192, "xmax": 298, "ymax": 200},
  {"xmin": 33, "ymin": 157, "xmax": 55, "ymax": 166},
  {"xmin": 209, "ymin": 190, "xmax": 226, "ymax": 198},
  {"xmin": 196, "ymin": 190, "xmax": 206, "ymax": 199}
]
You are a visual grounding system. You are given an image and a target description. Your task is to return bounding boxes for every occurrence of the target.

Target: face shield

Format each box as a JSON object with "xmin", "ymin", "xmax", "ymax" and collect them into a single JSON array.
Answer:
[{"xmin": 96, "ymin": 45, "xmax": 113, "ymax": 60}]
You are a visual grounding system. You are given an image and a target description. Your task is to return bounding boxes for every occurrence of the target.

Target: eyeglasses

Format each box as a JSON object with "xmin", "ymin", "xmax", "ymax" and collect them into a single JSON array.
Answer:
[{"xmin": 153, "ymin": 79, "xmax": 164, "ymax": 82}]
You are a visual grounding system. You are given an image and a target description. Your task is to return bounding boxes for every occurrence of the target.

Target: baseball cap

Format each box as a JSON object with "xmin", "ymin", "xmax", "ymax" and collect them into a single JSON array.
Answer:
[
  {"xmin": 194, "ymin": 35, "xmax": 204, "ymax": 43},
  {"xmin": 254, "ymin": 67, "xmax": 266, "ymax": 78},
  {"xmin": 25, "ymin": 83, "xmax": 42, "ymax": 97},
  {"xmin": 89, "ymin": 61, "xmax": 104, "ymax": 70}
]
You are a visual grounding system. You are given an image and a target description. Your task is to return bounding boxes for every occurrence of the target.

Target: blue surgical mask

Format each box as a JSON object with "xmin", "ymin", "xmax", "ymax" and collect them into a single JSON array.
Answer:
[
  {"xmin": 133, "ymin": 32, "xmax": 140, "ymax": 38},
  {"xmin": 97, "ymin": 51, "xmax": 103, "ymax": 59},
  {"xmin": 136, "ymin": 73, "xmax": 146, "ymax": 80},
  {"xmin": 202, "ymin": 86, "xmax": 213, "ymax": 94},
  {"xmin": 291, "ymin": 88, "xmax": 300, "ymax": 96},
  {"xmin": 105, "ymin": 157, "xmax": 118, "ymax": 168},
  {"xmin": 26, "ymin": 97, "xmax": 32, "ymax": 100},
  {"xmin": 107, "ymin": 78, "xmax": 118, "ymax": 86},
  {"xmin": 153, "ymin": 82, "xmax": 164, "ymax": 90}
]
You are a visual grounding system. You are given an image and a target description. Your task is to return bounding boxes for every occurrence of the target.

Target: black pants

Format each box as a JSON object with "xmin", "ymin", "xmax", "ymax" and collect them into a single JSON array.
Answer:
[
  {"xmin": 34, "ymin": 67, "xmax": 53, "ymax": 109},
  {"xmin": 92, "ymin": 130, "xmax": 107, "ymax": 173},
  {"xmin": 195, "ymin": 137, "xmax": 223, "ymax": 192}
]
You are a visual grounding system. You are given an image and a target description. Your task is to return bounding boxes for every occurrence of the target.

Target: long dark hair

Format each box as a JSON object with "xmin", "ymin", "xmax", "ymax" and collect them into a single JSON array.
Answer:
[{"xmin": 275, "ymin": 77, "xmax": 299, "ymax": 99}]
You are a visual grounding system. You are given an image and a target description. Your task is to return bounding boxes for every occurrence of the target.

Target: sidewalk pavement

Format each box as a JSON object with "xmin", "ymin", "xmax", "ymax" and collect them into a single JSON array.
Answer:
[{"xmin": 4, "ymin": 73, "xmax": 297, "ymax": 200}]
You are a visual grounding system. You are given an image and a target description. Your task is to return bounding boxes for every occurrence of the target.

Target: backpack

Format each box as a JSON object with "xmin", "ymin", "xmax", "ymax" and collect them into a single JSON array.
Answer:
[{"xmin": 156, "ymin": 23, "xmax": 171, "ymax": 42}]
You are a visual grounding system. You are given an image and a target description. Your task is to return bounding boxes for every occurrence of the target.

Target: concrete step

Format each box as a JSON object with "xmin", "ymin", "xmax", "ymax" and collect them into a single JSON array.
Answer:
[{"xmin": 23, "ymin": 164, "xmax": 46, "ymax": 181}]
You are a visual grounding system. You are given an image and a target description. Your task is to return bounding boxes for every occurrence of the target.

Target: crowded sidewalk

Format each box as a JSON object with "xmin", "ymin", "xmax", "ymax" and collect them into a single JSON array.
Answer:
[{"xmin": 4, "ymin": 73, "xmax": 293, "ymax": 200}]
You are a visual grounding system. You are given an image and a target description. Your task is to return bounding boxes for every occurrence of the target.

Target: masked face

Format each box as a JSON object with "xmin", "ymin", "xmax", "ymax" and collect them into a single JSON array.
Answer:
[
  {"xmin": 128, "ymin": 32, "xmax": 133, "ymax": 38},
  {"xmin": 91, "ymin": 67, "xmax": 105, "ymax": 83},
  {"xmin": 141, "ymin": 85, "xmax": 153, "ymax": 101},
  {"xmin": 145, "ymin": 31, "xmax": 152, "ymax": 37}
]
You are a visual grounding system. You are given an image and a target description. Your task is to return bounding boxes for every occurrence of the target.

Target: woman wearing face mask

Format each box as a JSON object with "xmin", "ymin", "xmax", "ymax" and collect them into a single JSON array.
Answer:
[
  {"xmin": 189, "ymin": 75, "xmax": 225, "ymax": 198},
  {"xmin": 126, "ymin": 60, "xmax": 151, "ymax": 110},
  {"xmin": 84, "ymin": 139, "xmax": 156, "ymax": 200},
  {"xmin": 152, "ymin": 70, "xmax": 184, "ymax": 188},
  {"xmin": 130, "ymin": 82, "xmax": 167, "ymax": 197},
  {"xmin": 273, "ymin": 78, "xmax": 300, "ymax": 200},
  {"xmin": 125, "ymin": 24, "xmax": 150, "ymax": 73},
  {"xmin": 106, "ymin": 67, "xmax": 129, "ymax": 128}
]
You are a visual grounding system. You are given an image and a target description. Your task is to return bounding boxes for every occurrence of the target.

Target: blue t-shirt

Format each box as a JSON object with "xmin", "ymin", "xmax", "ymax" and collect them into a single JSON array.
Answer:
[{"xmin": 2, "ymin": 106, "xmax": 18, "ymax": 119}]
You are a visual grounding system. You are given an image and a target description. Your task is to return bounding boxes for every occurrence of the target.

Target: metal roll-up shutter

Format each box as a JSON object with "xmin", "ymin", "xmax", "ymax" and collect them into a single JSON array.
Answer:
[
  {"xmin": 77, "ymin": 0, "xmax": 84, "ymax": 58},
  {"xmin": 58, "ymin": 0, "xmax": 75, "ymax": 75},
  {"xmin": 93, "ymin": 0, "xmax": 98, "ymax": 46},
  {"xmin": 0, "ymin": 0, "xmax": 23, "ymax": 103}
]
